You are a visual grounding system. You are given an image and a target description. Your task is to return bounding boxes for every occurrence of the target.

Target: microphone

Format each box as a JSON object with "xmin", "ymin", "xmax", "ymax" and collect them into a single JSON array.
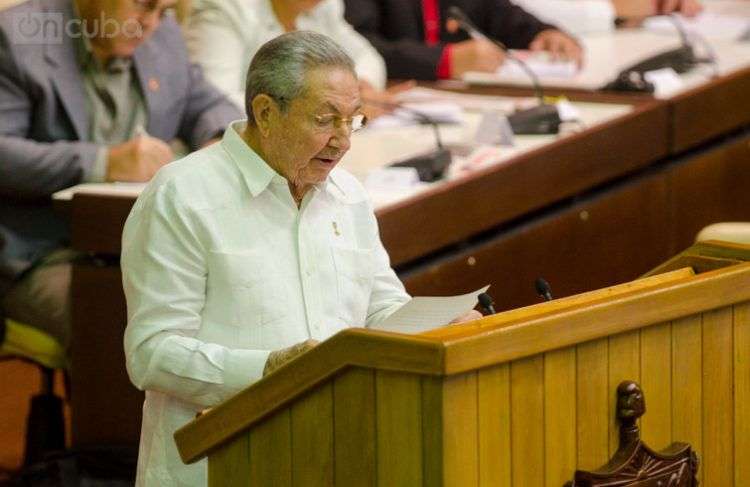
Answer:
[
  {"xmin": 446, "ymin": 6, "xmax": 562, "ymax": 135},
  {"xmin": 535, "ymin": 277, "xmax": 553, "ymax": 302},
  {"xmin": 478, "ymin": 292, "xmax": 497, "ymax": 315},
  {"xmin": 604, "ymin": 14, "xmax": 711, "ymax": 92},
  {"xmin": 363, "ymin": 98, "xmax": 452, "ymax": 182}
]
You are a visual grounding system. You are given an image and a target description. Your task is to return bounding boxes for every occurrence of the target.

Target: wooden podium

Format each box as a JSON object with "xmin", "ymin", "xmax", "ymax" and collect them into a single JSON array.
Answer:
[{"xmin": 174, "ymin": 241, "xmax": 750, "ymax": 486}]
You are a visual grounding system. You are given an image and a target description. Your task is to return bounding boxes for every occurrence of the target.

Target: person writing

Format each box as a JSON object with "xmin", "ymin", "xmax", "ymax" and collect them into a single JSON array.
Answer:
[
  {"xmin": 343, "ymin": 0, "xmax": 583, "ymax": 80},
  {"xmin": 0, "ymin": 0, "xmax": 241, "ymax": 357}
]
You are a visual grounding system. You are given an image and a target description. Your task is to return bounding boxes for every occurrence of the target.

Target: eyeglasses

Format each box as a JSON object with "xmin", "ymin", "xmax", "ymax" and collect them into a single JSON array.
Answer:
[{"xmin": 312, "ymin": 113, "xmax": 368, "ymax": 133}]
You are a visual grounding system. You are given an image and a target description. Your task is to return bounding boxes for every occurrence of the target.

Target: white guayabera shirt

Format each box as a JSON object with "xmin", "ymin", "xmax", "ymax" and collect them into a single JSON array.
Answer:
[{"xmin": 121, "ymin": 121, "xmax": 410, "ymax": 486}]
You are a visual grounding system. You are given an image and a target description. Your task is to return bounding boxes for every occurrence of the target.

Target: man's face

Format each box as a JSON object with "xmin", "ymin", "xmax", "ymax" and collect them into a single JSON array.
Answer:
[
  {"xmin": 86, "ymin": 0, "xmax": 176, "ymax": 58},
  {"xmin": 264, "ymin": 67, "xmax": 361, "ymax": 192}
]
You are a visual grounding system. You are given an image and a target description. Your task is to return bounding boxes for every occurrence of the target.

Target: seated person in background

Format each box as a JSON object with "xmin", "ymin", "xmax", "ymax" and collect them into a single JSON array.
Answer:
[
  {"xmin": 343, "ymin": 0, "xmax": 583, "ymax": 80},
  {"xmin": 0, "ymin": 0, "xmax": 241, "ymax": 353},
  {"xmin": 613, "ymin": 0, "xmax": 703, "ymax": 21},
  {"xmin": 122, "ymin": 30, "xmax": 480, "ymax": 485},
  {"xmin": 185, "ymin": 0, "xmax": 396, "ymax": 114},
  {"xmin": 511, "ymin": 0, "xmax": 617, "ymax": 35}
]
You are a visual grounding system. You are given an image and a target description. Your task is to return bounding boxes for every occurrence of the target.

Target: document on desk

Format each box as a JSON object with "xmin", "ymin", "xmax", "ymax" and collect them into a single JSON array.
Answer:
[
  {"xmin": 52, "ymin": 182, "xmax": 147, "ymax": 201},
  {"xmin": 370, "ymin": 285, "xmax": 490, "ymax": 334},
  {"xmin": 643, "ymin": 13, "xmax": 750, "ymax": 41},
  {"xmin": 496, "ymin": 50, "xmax": 579, "ymax": 79}
]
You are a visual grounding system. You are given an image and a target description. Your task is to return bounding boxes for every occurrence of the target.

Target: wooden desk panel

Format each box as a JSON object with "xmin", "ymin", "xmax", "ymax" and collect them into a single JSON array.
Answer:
[
  {"xmin": 379, "ymin": 101, "xmax": 670, "ymax": 266},
  {"xmin": 70, "ymin": 264, "xmax": 143, "ymax": 447},
  {"xmin": 671, "ymin": 66, "xmax": 750, "ymax": 153},
  {"xmin": 71, "ymin": 194, "xmax": 134, "ymax": 255},
  {"xmin": 667, "ymin": 132, "xmax": 750, "ymax": 252},
  {"xmin": 401, "ymin": 172, "xmax": 671, "ymax": 308}
]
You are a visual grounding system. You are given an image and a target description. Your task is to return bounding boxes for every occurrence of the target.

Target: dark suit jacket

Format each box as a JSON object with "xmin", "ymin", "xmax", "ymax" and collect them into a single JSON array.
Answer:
[
  {"xmin": 0, "ymin": 0, "xmax": 243, "ymax": 292},
  {"xmin": 344, "ymin": 0, "xmax": 554, "ymax": 80}
]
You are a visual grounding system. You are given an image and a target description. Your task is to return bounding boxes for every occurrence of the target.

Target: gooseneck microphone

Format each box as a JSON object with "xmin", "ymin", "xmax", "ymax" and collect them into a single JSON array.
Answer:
[
  {"xmin": 363, "ymin": 98, "xmax": 452, "ymax": 182},
  {"xmin": 535, "ymin": 277, "xmax": 554, "ymax": 302},
  {"xmin": 605, "ymin": 14, "xmax": 714, "ymax": 92},
  {"xmin": 478, "ymin": 292, "xmax": 497, "ymax": 315},
  {"xmin": 446, "ymin": 6, "xmax": 562, "ymax": 135}
]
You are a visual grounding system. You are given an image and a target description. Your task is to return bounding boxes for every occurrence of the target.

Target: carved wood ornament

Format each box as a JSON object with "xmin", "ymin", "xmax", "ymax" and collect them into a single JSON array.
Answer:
[{"xmin": 567, "ymin": 380, "xmax": 699, "ymax": 486}]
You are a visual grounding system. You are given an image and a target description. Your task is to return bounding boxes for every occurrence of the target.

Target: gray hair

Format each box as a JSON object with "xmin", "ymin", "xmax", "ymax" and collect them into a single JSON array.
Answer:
[{"xmin": 244, "ymin": 31, "xmax": 356, "ymax": 123}]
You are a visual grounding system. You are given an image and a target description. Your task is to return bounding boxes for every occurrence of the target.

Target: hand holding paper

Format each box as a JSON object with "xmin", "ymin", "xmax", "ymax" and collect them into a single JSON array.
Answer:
[{"xmin": 370, "ymin": 285, "xmax": 490, "ymax": 334}]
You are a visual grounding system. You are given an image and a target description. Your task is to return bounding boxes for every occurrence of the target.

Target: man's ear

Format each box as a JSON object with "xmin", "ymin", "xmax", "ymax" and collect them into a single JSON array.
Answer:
[{"xmin": 251, "ymin": 94, "xmax": 277, "ymax": 137}]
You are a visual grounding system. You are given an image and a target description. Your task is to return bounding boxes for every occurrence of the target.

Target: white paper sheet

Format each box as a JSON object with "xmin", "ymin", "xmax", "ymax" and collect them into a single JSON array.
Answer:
[
  {"xmin": 643, "ymin": 13, "xmax": 750, "ymax": 41},
  {"xmin": 369, "ymin": 285, "xmax": 490, "ymax": 334},
  {"xmin": 497, "ymin": 50, "xmax": 579, "ymax": 79}
]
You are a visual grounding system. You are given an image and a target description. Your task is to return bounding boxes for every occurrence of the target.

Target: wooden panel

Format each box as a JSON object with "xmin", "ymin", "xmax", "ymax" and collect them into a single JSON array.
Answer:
[
  {"xmin": 671, "ymin": 68, "xmax": 750, "ymax": 153},
  {"xmin": 442, "ymin": 262, "xmax": 750, "ymax": 375},
  {"xmin": 667, "ymin": 134, "xmax": 750, "ymax": 254},
  {"xmin": 702, "ymin": 307, "xmax": 734, "ymax": 486},
  {"xmin": 576, "ymin": 338, "xmax": 609, "ymax": 470},
  {"xmin": 607, "ymin": 331, "xmax": 641, "ymax": 456},
  {"xmin": 640, "ymin": 322, "xmax": 672, "ymax": 450},
  {"xmin": 291, "ymin": 384, "xmax": 334, "ymax": 487},
  {"xmin": 671, "ymin": 314, "xmax": 703, "ymax": 483},
  {"xmin": 208, "ymin": 434, "xmax": 250, "ymax": 487},
  {"xmin": 421, "ymin": 377, "xmax": 444, "ymax": 487},
  {"xmin": 70, "ymin": 194, "xmax": 135, "ymax": 254},
  {"xmin": 375, "ymin": 371, "xmax": 423, "ymax": 487},
  {"xmin": 70, "ymin": 264, "xmax": 142, "ymax": 447},
  {"xmin": 443, "ymin": 372, "xmax": 479, "ymax": 486},
  {"xmin": 735, "ymin": 302, "xmax": 750, "ymax": 487},
  {"xmin": 402, "ymin": 172, "xmax": 671, "ymax": 309},
  {"xmin": 477, "ymin": 364, "xmax": 511, "ymax": 487},
  {"xmin": 249, "ymin": 409, "xmax": 291, "ymax": 486},
  {"xmin": 544, "ymin": 348, "xmax": 576, "ymax": 487},
  {"xmin": 511, "ymin": 355, "xmax": 544, "ymax": 486},
  {"xmin": 333, "ymin": 368, "xmax": 375, "ymax": 487},
  {"xmin": 177, "ymin": 329, "xmax": 443, "ymax": 464}
]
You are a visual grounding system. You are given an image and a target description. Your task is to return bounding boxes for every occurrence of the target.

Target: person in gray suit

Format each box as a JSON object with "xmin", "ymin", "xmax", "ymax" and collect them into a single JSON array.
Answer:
[{"xmin": 0, "ymin": 0, "xmax": 243, "ymax": 350}]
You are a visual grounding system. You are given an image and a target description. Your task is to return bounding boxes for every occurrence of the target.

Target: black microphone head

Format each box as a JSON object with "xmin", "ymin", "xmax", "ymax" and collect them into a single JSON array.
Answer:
[
  {"xmin": 534, "ymin": 277, "xmax": 553, "ymax": 300},
  {"xmin": 478, "ymin": 292, "xmax": 493, "ymax": 309}
]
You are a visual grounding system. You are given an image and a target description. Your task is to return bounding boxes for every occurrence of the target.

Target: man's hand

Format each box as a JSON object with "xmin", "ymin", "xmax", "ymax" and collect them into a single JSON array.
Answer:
[
  {"xmin": 106, "ymin": 135, "xmax": 174, "ymax": 182},
  {"xmin": 529, "ymin": 29, "xmax": 584, "ymax": 67},
  {"xmin": 263, "ymin": 339, "xmax": 319, "ymax": 376},
  {"xmin": 450, "ymin": 309, "xmax": 483, "ymax": 324},
  {"xmin": 655, "ymin": 0, "xmax": 703, "ymax": 16},
  {"xmin": 451, "ymin": 39, "xmax": 506, "ymax": 78}
]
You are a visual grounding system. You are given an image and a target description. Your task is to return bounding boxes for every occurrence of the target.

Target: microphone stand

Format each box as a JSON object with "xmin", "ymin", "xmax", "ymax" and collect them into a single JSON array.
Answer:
[
  {"xmin": 447, "ymin": 6, "xmax": 562, "ymax": 135},
  {"xmin": 363, "ymin": 98, "xmax": 453, "ymax": 182}
]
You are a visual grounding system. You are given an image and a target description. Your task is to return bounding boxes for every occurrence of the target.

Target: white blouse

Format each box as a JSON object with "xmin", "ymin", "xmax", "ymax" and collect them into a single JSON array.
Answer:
[{"xmin": 185, "ymin": 0, "xmax": 387, "ymax": 108}]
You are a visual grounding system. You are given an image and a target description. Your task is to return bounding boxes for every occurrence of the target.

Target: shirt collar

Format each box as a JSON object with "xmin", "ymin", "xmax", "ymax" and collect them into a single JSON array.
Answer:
[
  {"xmin": 222, "ymin": 121, "xmax": 277, "ymax": 198},
  {"xmin": 222, "ymin": 120, "xmax": 349, "ymax": 200}
]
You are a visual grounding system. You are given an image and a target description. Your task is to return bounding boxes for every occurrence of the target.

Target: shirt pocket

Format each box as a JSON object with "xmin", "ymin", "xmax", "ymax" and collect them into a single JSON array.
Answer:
[
  {"xmin": 331, "ymin": 246, "xmax": 375, "ymax": 327},
  {"xmin": 205, "ymin": 250, "xmax": 287, "ymax": 329}
]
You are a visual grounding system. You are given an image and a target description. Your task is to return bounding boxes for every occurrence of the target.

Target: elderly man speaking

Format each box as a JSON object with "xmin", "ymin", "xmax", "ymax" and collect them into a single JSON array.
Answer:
[{"xmin": 122, "ymin": 31, "xmax": 480, "ymax": 486}]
